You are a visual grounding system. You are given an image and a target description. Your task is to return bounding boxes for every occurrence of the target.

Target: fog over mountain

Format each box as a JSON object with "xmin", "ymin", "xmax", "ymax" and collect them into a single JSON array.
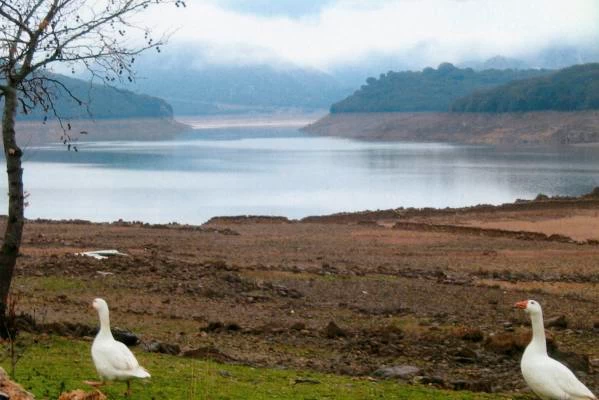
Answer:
[
  {"xmin": 119, "ymin": 42, "xmax": 599, "ymax": 116},
  {"xmin": 127, "ymin": 46, "xmax": 352, "ymax": 115},
  {"xmin": 84, "ymin": 0, "xmax": 599, "ymax": 115}
]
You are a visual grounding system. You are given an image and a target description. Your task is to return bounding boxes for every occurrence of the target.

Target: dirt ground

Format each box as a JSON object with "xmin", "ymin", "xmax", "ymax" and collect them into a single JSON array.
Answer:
[{"xmin": 8, "ymin": 192, "xmax": 599, "ymax": 395}]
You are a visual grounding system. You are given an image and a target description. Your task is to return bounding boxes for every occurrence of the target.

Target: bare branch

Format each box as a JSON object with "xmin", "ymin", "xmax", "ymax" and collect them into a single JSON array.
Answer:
[{"xmin": 0, "ymin": 2, "xmax": 33, "ymax": 38}]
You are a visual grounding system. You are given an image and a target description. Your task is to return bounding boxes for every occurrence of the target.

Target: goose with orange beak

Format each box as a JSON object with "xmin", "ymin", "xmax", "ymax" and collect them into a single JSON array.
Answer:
[
  {"xmin": 515, "ymin": 299, "xmax": 596, "ymax": 400},
  {"xmin": 88, "ymin": 298, "xmax": 150, "ymax": 397}
]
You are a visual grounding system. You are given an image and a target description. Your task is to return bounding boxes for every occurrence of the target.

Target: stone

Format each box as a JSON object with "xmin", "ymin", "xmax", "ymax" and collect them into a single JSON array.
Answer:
[
  {"xmin": 58, "ymin": 390, "xmax": 107, "ymax": 400},
  {"xmin": 146, "ymin": 340, "xmax": 181, "ymax": 355},
  {"xmin": 453, "ymin": 326, "xmax": 484, "ymax": 342},
  {"xmin": 545, "ymin": 315, "xmax": 568, "ymax": 329},
  {"xmin": 290, "ymin": 322, "xmax": 306, "ymax": 331},
  {"xmin": 324, "ymin": 321, "xmax": 348, "ymax": 338},
  {"xmin": 112, "ymin": 328, "xmax": 140, "ymax": 346},
  {"xmin": 202, "ymin": 321, "xmax": 224, "ymax": 332},
  {"xmin": 0, "ymin": 367, "xmax": 35, "ymax": 400},
  {"xmin": 293, "ymin": 377, "xmax": 321, "ymax": 385},
  {"xmin": 225, "ymin": 323, "xmax": 241, "ymax": 332},
  {"xmin": 451, "ymin": 379, "xmax": 494, "ymax": 392},
  {"xmin": 372, "ymin": 365, "xmax": 421, "ymax": 380},
  {"xmin": 453, "ymin": 347, "xmax": 479, "ymax": 363},
  {"xmin": 415, "ymin": 375, "xmax": 445, "ymax": 386},
  {"xmin": 182, "ymin": 346, "xmax": 235, "ymax": 363},
  {"xmin": 484, "ymin": 329, "xmax": 555, "ymax": 355}
]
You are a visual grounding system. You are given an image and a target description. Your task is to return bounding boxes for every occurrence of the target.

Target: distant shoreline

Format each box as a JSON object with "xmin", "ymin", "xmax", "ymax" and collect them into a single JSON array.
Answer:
[
  {"xmin": 15, "ymin": 116, "xmax": 190, "ymax": 146},
  {"xmin": 303, "ymin": 111, "xmax": 599, "ymax": 145},
  {"xmin": 177, "ymin": 111, "xmax": 326, "ymax": 130}
]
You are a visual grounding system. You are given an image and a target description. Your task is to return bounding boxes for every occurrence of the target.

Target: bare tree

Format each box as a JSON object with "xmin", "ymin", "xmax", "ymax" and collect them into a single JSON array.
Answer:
[{"xmin": 0, "ymin": 0, "xmax": 184, "ymax": 335}]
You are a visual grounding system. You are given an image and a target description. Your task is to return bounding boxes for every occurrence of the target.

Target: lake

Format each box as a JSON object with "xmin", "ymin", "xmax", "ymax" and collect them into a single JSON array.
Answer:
[{"xmin": 8, "ymin": 118, "xmax": 599, "ymax": 224}]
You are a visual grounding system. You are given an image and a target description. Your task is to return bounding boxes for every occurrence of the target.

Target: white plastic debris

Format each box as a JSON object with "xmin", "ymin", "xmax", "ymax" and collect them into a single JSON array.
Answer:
[{"xmin": 76, "ymin": 249, "xmax": 128, "ymax": 260}]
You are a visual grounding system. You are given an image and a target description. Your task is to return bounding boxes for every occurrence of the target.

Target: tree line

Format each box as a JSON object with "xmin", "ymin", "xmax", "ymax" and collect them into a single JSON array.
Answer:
[
  {"xmin": 330, "ymin": 63, "xmax": 550, "ymax": 113},
  {"xmin": 451, "ymin": 63, "xmax": 599, "ymax": 112}
]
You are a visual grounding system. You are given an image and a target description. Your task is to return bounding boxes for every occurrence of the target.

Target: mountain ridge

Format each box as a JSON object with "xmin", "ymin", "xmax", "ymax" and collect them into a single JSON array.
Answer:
[
  {"xmin": 329, "ymin": 63, "xmax": 551, "ymax": 113},
  {"xmin": 451, "ymin": 63, "xmax": 599, "ymax": 112},
  {"xmin": 15, "ymin": 72, "xmax": 176, "ymax": 121}
]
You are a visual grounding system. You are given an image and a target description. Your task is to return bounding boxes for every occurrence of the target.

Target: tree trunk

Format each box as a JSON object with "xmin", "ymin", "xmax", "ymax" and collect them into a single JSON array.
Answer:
[{"xmin": 0, "ymin": 85, "xmax": 24, "ymax": 338}]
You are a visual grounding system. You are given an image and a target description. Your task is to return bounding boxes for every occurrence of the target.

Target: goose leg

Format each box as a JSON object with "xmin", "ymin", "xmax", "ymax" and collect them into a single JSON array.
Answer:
[{"xmin": 126, "ymin": 380, "xmax": 131, "ymax": 397}]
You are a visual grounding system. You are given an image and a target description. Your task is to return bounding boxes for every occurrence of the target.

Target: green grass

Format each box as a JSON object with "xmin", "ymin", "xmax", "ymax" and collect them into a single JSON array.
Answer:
[
  {"xmin": 2, "ymin": 335, "xmax": 525, "ymax": 400},
  {"xmin": 17, "ymin": 276, "xmax": 98, "ymax": 292}
]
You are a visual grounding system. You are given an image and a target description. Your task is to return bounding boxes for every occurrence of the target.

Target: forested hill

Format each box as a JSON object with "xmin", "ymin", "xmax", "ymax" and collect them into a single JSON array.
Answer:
[
  {"xmin": 451, "ymin": 63, "xmax": 599, "ymax": 112},
  {"xmin": 16, "ymin": 73, "xmax": 174, "ymax": 121},
  {"xmin": 330, "ymin": 63, "xmax": 550, "ymax": 113}
]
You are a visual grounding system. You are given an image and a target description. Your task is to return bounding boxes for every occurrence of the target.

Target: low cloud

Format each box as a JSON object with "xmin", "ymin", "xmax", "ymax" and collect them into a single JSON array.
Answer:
[{"xmin": 143, "ymin": 0, "xmax": 599, "ymax": 71}]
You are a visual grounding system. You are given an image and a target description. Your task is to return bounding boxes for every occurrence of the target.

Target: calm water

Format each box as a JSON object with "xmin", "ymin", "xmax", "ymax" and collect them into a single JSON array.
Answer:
[{"xmin": 8, "ymin": 121, "xmax": 599, "ymax": 224}]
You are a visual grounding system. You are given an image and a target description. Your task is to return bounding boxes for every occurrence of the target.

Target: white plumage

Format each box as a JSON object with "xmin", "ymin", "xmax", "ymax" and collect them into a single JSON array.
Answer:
[
  {"xmin": 515, "ymin": 299, "xmax": 596, "ymax": 400},
  {"xmin": 91, "ymin": 298, "xmax": 150, "ymax": 394}
]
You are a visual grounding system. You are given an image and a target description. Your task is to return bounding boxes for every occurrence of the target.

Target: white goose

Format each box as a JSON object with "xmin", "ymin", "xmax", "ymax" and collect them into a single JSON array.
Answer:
[
  {"xmin": 515, "ymin": 299, "xmax": 596, "ymax": 400},
  {"xmin": 89, "ymin": 298, "xmax": 150, "ymax": 396}
]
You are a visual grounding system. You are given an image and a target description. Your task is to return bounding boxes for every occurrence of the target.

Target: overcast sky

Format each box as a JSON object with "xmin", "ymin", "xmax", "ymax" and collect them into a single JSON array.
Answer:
[{"xmin": 142, "ymin": 0, "xmax": 599, "ymax": 71}]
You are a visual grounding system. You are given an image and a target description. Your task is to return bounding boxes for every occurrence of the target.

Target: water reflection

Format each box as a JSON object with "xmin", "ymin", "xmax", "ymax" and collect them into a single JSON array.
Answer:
[{"xmin": 4, "ymin": 125, "xmax": 599, "ymax": 224}]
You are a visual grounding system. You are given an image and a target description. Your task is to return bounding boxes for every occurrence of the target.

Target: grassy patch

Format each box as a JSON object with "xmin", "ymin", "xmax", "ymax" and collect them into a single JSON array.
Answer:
[
  {"xmin": 2, "ymin": 335, "xmax": 526, "ymax": 400},
  {"xmin": 16, "ymin": 276, "xmax": 99, "ymax": 293}
]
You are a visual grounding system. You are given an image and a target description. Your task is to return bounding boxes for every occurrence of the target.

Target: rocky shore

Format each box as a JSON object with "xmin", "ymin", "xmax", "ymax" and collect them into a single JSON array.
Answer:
[
  {"xmin": 7, "ymin": 191, "xmax": 599, "ymax": 396},
  {"xmin": 15, "ymin": 116, "xmax": 190, "ymax": 145},
  {"xmin": 303, "ymin": 111, "xmax": 599, "ymax": 145}
]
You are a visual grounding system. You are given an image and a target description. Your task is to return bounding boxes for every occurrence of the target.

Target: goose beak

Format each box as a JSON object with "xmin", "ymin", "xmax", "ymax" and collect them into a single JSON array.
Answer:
[{"xmin": 514, "ymin": 300, "xmax": 528, "ymax": 309}]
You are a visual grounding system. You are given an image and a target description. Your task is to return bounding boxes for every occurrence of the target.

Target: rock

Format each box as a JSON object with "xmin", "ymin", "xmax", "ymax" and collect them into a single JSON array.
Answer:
[
  {"xmin": 250, "ymin": 322, "xmax": 286, "ymax": 335},
  {"xmin": 218, "ymin": 370, "xmax": 232, "ymax": 378},
  {"xmin": 112, "ymin": 328, "xmax": 140, "ymax": 346},
  {"xmin": 484, "ymin": 332, "xmax": 521, "ymax": 355},
  {"xmin": 374, "ymin": 325, "xmax": 404, "ymax": 342},
  {"xmin": 451, "ymin": 379, "xmax": 494, "ymax": 392},
  {"xmin": 324, "ymin": 321, "xmax": 348, "ymax": 338},
  {"xmin": 372, "ymin": 365, "xmax": 421, "ymax": 380},
  {"xmin": 0, "ymin": 367, "xmax": 35, "ymax": 400},
  {"xmin": 545, "ymin": 315, "xmax": 568, "ymax": 329},
  {"xmin": 225, "ymin": 322, "xmax": 242, "ymax": 332},
  {"xmin": 453, "ymin": 326, "xmax": 484, "ymax": 342},
  {"xmin": 58, "ymin": 389, "xmax": 107, "ymax": 400},
  {"xmin": 290, "ymin": 322, "xmax": 306, "ymax": 331},
  {"xmin": 146, "ymin": 340, "xmax": 181, "ymax": 355},
  {"xmin": 452, "ymin": 347, "xmax": 479, "ymax": 363},
  {"xmin": 202, "ymin": 321, "xmax": 224, "ymax": 332},
  {"xmin": 182, "ymin": 346, "xmax": 235, "ymax": 363},
  {"xmin": 415, "ymin": 375, "xmax": 445, "ymax": 386},
  {"xmin": 484, "ymin": 329, "xmax": 555, "ymax": 355},
  {"xmin": 450, "ymin": 380, "xmax": 469, "ymax": 391},
  {"xmin": 293, "ymin": 377, "xmax": 320, "ymax": 385}
]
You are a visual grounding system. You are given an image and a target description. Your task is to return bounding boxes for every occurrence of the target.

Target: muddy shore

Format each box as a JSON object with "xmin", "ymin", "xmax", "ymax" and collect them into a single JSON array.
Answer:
[
  {"xmin": 15, "ymin": 117, "xmax": 189, "ymax": 146},
  {"xmin": 8, "ymin": 191, "xmax": 599, "ymax": 395},
  {"xmin": 303, "ymin": 111, "xmax": 599, "ymax": 145}
]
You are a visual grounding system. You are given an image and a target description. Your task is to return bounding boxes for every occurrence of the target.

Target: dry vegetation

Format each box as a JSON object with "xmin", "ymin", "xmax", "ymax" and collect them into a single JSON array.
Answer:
[{"xmin": 6, "ymin": 193, "xmax": 599, "ymax": 396}]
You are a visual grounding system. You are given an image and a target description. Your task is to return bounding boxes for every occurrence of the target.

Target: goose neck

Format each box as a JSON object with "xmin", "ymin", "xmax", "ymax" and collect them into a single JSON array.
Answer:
[
  {"xmin": 97, "ymin": 308, "xmax": 113, "ymax": 338},
  {"xmin": 528, "ymin": 311, "xmax": 547, "ymax": 354}
]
